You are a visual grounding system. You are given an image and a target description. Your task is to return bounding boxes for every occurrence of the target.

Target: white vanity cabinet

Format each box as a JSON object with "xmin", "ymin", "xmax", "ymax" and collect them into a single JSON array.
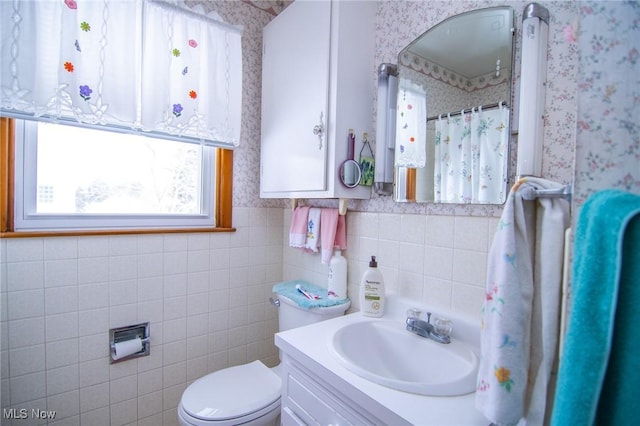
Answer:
[
  {"xmin": 280, "ymin": 353, "xmax": 409, "ymax": 426},
  {"xmin": 275, "ymin": 298, "xmax": 489, "ymax": 426},
  {"xmin": 260, "ymin": 0, "xmax": 375, "ymax": 200}
]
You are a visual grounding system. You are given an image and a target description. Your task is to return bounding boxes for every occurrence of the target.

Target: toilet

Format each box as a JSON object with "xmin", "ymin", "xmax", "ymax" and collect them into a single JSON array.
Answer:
[{"xmin": 177, "ymin": 283, "xmax": 350, "ymax": 426}]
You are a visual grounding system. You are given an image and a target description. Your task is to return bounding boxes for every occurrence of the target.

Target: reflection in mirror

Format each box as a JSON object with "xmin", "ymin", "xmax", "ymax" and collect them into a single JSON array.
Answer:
[
  {"xmin": 340, "ymin": 159, "xmax": 362, "ymax": 188},
  {"xmin": 394, "ymin": 6, "xmax": 515, "ymax": 204}
]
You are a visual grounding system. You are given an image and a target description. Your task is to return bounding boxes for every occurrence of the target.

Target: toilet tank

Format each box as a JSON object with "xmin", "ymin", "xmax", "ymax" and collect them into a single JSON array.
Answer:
[{"xmin": 277, "ymin": 295, "xmax": 350, "ymax": 332}]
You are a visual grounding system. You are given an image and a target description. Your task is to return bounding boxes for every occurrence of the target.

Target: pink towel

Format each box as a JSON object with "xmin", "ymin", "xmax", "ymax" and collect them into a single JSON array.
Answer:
[
  {"xmin": 289, "ymin": 206, "xmax": 310, "ymax": 248},
  {"xmin": 320, "ymin": 208, "xmax": 347, "ymax": 263}
]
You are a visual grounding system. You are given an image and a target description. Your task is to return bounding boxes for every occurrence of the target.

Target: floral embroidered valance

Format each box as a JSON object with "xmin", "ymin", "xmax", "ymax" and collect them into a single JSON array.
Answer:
[{"xmin": 0, "ymin": 0, "xmax": 242, "ymax": 148}]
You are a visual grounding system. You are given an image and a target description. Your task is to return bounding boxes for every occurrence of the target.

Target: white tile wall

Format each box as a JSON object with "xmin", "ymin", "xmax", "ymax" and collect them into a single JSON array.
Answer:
[
  {"xmin": 1, "ymin": 206, "xmax": 495, "ymax": 425},
  {"xmin": 0, "ymin": 207, "xmax": 283, "ymax": 426},
  {"xmin": 282, "ymin": 209, "xmax": 498, "ymax": 321}
]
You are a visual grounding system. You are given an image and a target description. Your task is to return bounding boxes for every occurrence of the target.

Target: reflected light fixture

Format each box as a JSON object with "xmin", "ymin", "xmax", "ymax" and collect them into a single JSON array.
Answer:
[
  {"xmin": 516, "ymin": 2, "xmax": 550, "ymax": 178},
  {"xmin": 374, "ymin": 63, "xmax": 398, "ymax": 195}
]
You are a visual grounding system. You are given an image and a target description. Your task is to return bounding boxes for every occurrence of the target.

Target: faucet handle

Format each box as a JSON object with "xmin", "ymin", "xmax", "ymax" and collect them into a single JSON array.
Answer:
[
  {"xmin": 434, "ymin": 317, "xmax": 453, "ymax": 338},
  {"xmin": 406, "ymin": 308, "xmax": 421, "ymax": 319}
]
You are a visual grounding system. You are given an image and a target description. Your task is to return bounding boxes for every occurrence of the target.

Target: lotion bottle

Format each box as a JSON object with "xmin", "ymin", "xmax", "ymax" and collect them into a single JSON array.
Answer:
[
  {"xmin": 327, "ymin": 249, "xmax": 347, "ymax": 299},
  {"xmin": 359, "ymin": 256, "xmax": 385, "ymax": 317}
]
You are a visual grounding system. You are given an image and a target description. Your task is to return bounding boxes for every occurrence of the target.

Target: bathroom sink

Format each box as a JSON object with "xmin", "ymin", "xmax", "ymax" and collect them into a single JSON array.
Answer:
[{"xmin": 330, "ymin": 319, "xmax": 479, "ymax": 396}]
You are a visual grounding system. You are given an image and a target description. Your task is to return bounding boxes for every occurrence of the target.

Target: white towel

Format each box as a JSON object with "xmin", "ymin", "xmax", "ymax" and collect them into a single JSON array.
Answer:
[
  {"xmin": 476, "ymin": 177, "xmax": 570, "ymax": 425},
  {"xmin": 304, "ymin": 208, "xmax": 321, "ymax": 252}
]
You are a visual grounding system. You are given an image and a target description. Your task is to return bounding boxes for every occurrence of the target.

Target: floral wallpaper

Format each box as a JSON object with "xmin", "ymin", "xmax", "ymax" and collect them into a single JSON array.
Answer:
[
  {"xmin": 183, "ymin": 0, "xmax": 637, "ymax": 223},
  {"xmin": 572, "ymin": 1, "xmax": 640, "ymax": 209},
  {"xmin": 242, "ymin": 0, "xmax": 292, "ymax": 16}
]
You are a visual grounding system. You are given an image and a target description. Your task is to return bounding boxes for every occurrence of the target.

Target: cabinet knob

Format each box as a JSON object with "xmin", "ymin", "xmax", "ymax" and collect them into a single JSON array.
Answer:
[{"xmin": 312, "ymin": 112, "xmax": 324, "ymax": 149}]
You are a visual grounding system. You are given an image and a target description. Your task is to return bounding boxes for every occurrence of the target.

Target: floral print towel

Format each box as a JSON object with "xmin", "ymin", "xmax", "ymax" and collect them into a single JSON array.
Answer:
[{"xmin": 476, "ymin": 177, "xmax": 570, "ymax": 425}]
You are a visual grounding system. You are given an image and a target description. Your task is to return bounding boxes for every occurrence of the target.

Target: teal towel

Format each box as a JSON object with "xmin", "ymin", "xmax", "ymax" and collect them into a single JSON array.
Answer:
[
  {"xmin": 552, "ymin": 190, "xmax": 640, "ymax": 425},
  {"xmin": 272, "ymin": 280, "xmax": 349, "ymax": 309}
]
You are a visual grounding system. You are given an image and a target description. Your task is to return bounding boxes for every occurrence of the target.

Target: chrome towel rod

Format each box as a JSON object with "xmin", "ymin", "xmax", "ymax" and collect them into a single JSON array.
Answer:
[{"xmin": 521, "ymin": 184, "xmax": 572, "ymax": 202}]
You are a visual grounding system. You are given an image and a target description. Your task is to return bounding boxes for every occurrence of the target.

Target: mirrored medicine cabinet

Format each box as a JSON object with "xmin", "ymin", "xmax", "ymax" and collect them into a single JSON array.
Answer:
[{"xmin": 393, "ymin": 6, "xmax": 515, "ymax": 204}]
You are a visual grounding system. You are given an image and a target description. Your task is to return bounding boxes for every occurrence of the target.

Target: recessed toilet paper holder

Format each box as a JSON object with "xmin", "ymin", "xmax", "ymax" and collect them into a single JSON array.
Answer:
[{"xmin": 109, "ymin": 322, "xmax": 150, "ymax": 364}]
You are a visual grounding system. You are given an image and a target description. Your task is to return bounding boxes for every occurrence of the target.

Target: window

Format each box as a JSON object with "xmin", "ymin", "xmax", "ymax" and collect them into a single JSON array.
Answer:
[
  {"xmin": 1, "ymin": 117, "xmax": 233, "ymax": 234},
  {"xmin": 0, "ymin": 1, "xmax": 240, "ymax": 234}
]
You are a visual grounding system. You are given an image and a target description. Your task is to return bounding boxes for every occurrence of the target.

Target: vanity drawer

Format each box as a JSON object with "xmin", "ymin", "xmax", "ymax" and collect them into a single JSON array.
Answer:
[
  {"xmin": 280, "ymin": 353, "xmax": 399, "ymax": 425},
  {"xmin": 285, "ymin": 371, "xmax": 353, "ymax": 425},
  {"xmin": 281, "ymin": 406, "xmax": 307, "ymax": 426}
]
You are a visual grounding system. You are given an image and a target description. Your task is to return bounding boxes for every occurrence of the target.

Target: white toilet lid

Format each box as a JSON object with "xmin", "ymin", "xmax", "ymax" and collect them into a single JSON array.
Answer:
[{"xmin": 181, "ymin": 360, "xmax": 281, "ymax": 421}]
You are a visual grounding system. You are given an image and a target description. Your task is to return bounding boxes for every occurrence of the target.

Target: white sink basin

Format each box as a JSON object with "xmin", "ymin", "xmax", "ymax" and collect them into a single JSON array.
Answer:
[{"xmin": 330, "ymin": 319, "xmax": 479, "ymax": 396}]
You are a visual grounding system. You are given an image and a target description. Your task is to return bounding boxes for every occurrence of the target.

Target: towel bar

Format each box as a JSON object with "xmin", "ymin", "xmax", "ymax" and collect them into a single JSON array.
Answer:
[
  {"xmin": 521, "ymin": 184, "xmax": 572, "ymax": 202},
  {"xmin": 290, "ymin": 198, "xmax": 348, "ymax": 215}
]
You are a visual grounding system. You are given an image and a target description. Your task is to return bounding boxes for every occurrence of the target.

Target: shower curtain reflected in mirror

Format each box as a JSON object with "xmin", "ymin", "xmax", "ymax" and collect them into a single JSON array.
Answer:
[{"xmin": 434, "ymin": 105, "xmax": 509, "ymax": 203}]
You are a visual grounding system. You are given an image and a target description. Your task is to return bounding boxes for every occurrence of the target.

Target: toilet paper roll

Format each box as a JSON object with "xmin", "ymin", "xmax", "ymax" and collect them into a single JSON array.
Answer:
[{"xmin": 113, "ymin": 337, "xmax": 143, "ymax": 360}]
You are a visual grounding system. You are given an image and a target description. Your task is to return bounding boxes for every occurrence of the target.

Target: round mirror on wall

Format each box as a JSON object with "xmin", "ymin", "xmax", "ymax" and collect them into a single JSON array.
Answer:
[{"xmin": 339, "ymin": 159, "xmax": 362, "ymax": 188}]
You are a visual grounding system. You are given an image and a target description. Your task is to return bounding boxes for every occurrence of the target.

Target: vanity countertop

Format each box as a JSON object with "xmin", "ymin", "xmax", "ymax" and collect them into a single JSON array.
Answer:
[{"xmin": 275, "ymin": 308, "xmax": 489, "ymax": 426}]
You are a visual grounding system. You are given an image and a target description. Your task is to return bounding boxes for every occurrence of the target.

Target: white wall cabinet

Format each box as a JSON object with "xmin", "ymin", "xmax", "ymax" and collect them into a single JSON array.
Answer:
[{"xmin": 260, "ymin": 0, "xmax": 375, "ymax": 200}]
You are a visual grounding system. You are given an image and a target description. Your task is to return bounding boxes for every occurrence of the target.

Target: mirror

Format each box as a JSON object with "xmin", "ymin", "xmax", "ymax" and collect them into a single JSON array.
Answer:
[
  {"xmin": 394, "ymin": 6, "xmax": 515, "ymax": 204},
  {"xmin": 340, "ymin": 159, "xmax": 362, "ymax": 188}
]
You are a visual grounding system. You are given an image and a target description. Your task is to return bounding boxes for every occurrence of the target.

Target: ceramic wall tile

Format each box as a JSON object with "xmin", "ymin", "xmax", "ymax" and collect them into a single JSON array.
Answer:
[
  {"xmin": 78, "ymin": 237, "xmax": 109, "ymax": 258},
  {"xmin": 44, "ymin": 259, "xmax": 78, "ymax": 288},
  {"xmin": 454, "ymin": 217, "xmax": 490, "ymax": 252},
  {"xmin": 10, "ymin": 372, "xmax": 46, "ymax": 404},
  {"xmin": 452, "ymin": 250, "xmax": 488, "ymax": 287},
  {"xmin": 7, "ymin": 289, "xmax": 44, "ymax": 320},
  {"xmin": 47, "ymin": 339, "xmax": 79, "ymax": 369},
  {"xmin": 425, "ymin": 215, "xmax": 455, "ymax": 248},
  {"xmin": 78, "ymin": 334, "xmax": 105, "ymax": 363},
  {"xmin": 424, "ymin": 246, "xmax": 453, "ymax": 281},
  {"xmin": 80, "ymin": 382, "xmax": 110, "ymax": 413},
  {"xmin": 78, "ymin": 257, "xmax": 108, "ymax": 285},
  {"xmin": 283, "ymin": 209, "xmax": 491, "ymax": 320},
  {"xmin": 47, "ymin": 389, "xmax": 80, "ymax": 421},
  {"xmin": 9, "ymin": 317, "xmax": 45, "ymax": 349},
  {"xmin": 9, "ymin": 345, "xmax": 45, "ymax": 377},
  {"xmin": 6, "ymin": 238, "xmax": 43, "ymax": 262},
  {"xmin": 46, "ymin": 364, "xmax": 79, "ymax": 396},
  {"xmin": 7, "ymin": 262, "xmax": 44, "ymax": 291},
  {"xmin": 78, "ymin": 284, "xmax": 109, "ymax": 311},
  {"xmin": 44, "ymin": 238, "xmax": 77, "ymax": 260},
  {"xmin": 45, "ymin": 286, "xmax": 78, "ymax": 315}
]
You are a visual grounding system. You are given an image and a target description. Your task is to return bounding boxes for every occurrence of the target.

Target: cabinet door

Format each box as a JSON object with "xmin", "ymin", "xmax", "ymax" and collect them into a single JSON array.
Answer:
[{"xmin": 260, "ymin": 0, "xmax": 331, "ymax": 194}]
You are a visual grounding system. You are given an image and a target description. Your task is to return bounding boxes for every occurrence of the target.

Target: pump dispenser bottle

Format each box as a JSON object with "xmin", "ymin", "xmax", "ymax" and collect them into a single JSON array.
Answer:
[{"xmin": 359, "ymin": 256, "xmax": 385, "ymax": 317}]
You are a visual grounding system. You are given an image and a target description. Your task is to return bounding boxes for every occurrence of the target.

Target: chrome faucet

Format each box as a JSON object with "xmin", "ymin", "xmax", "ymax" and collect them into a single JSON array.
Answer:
[{"xmin": 406, "ymin": 311, "xmax": 451, "ymax": 344}]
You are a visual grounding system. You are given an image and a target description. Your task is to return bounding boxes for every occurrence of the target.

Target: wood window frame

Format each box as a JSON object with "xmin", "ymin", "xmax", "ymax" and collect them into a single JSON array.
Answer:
[{"xmin": 0, "ymin": 117, "xmax": 234, "ymax": 237}]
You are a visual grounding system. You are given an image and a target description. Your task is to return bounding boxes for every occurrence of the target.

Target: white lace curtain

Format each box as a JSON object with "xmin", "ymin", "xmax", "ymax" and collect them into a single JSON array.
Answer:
[
  {"xmin": 395, "ymin": 77, "xmax": 427, "ymax": 168},
  {"xmin": 0, "ymin": 0, "xmax": 242, "ymax": 147},
  {"xmin": 434, "ymin": 105, "xmax": 509, "ymax": 203}
]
